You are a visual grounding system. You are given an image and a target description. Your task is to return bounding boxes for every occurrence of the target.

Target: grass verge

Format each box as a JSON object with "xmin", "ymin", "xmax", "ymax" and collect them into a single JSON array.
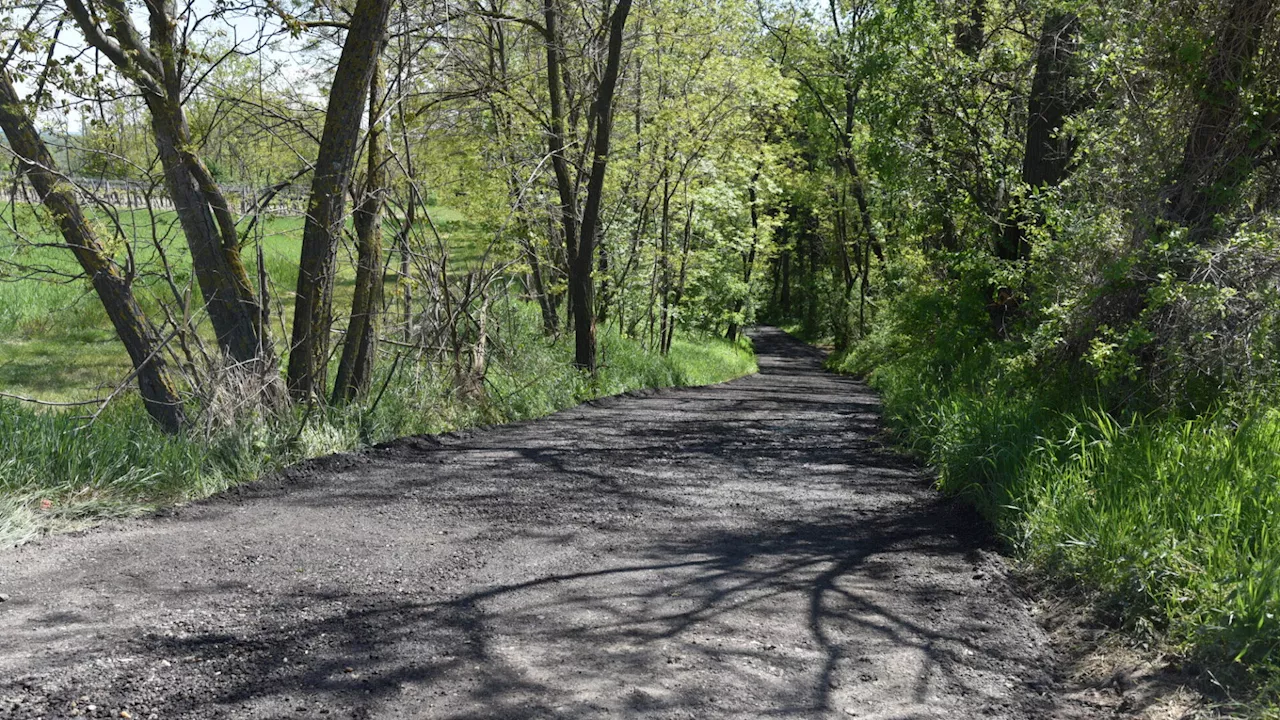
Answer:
[
  {"xmin": 0, "ymin": 318, "xmax": 755, "ymax": 547},
  {"xmin": 826, "ymin": 341, "xmax": 1280, "ymax": 716}
]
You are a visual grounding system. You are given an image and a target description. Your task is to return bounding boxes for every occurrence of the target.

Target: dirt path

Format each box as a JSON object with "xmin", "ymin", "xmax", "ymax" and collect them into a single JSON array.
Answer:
[{"xmin": 1, "ymin": 327, "xmax": 1074, "ymax": 719}]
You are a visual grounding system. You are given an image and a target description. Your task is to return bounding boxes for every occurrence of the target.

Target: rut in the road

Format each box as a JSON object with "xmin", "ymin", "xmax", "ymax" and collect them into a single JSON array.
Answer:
[{"xmin": 0, "ymin": 327, "xmax": 1071, "ymax": 719}]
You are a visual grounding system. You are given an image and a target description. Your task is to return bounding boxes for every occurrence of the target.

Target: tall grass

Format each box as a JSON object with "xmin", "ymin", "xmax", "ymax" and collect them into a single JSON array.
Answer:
[
  {"xmin": 1023, "ymin": 410, "xmax": 1280, "ymax": 670},
  {"xmin": 0, "ymin": 317, "xmax": 755, "ymax": 547},
  {"xmin": 833, "ymin": 338, "xmax": 1280, "ymax": 707}
]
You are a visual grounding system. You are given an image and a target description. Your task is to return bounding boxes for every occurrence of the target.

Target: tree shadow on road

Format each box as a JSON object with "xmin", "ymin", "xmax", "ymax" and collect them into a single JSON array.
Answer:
[{"xmin": 68, "ymin": 498, "xmax": 1064, "ymax": 719}]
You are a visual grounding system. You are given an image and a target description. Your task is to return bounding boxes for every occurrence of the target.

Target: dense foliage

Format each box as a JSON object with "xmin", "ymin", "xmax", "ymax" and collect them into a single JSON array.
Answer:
[{"xmin": 759, "ymin": 0, "xmax": 1280, "ymax": 708}]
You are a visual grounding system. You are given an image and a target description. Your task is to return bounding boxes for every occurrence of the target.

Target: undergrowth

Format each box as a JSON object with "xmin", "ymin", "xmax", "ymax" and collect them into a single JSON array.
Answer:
[
  {"xmin": 822, "ymin": 258, "xmax": 1280, "ymax": 716},
  {"xmin": 0, "ymin": 315, "xmax": 756, "ymax": 547}
]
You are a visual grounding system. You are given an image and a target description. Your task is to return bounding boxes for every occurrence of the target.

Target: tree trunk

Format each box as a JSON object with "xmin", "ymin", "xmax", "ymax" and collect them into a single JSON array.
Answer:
[
  {"xmin": 1163, "ymin": 0, "xmax": 1276, "ymax": 242},
  {"xmin": 859, "ymin": 229, "xmax": 870, "ymax": 336},
  {"xmin": 997, "ymin": 12, "xmax": 1081, "ymax": 262},
  {"xmin": 571, "ymin": 0, "xmax": 633, "ymax": 372},
  {"xmin": 826, "ymin": 9, "xmax": 884, "ymax": 265},
  {"xmin": 655, "ymin": 178, "xmax": 673, "ymax": 354},
  {"xmin": 662, "ymin": 202, "xmax": 695, "ymax": 355},
  {"xmin": 596, "ymin": 233, "xmax": 612, "ymax": 323},
  {"xmin": 0, "ymin": 71, "xmax": 185, "ymax": 432},
  {"xmin": 954, "ymin": 0, "xmax": 986, "ymax": 58},
  {"xmin": 526, "ymin": 239, "xmax": 559, "ymax": 335},
  {"xmin": 543, "ymin": 0, "xmax": 580, "ymax": 290},
  {"xmin": 63, "ymin": 0, "xmax": 270, "ymax": 367},
  {"xmin": 146, "ymin": 96, "xmax": 269, "ymax": 365},
  {"xmin": 726, "ymin": 171, "xmax": 761, "ymax": 342},
  {"xmin": 780, "ymin": 248, "xmax": 792, "ymax": 315},
  {"xmin": 398, "ymin": 199, "xmax": 416, "ymax": 343},
  {"xmin": 918, "ymin": 107, "xmax": 960, "ymax": 251},
  {"xmin": 288, "ymin": 0, "xmax": 393, "ymax": 400},
  {"xmin": 333, "ymin": 61, "xmax": 386, "ymax": 404}
]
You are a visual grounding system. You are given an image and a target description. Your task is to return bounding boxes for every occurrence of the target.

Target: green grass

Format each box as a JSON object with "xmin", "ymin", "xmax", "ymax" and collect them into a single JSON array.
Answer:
[
  {"xmin": 0, "ymin": 308, "xmax": 755, "ymax": 546},
  {"xmin": 0, "ymin": 203, "xmax": 491, "ymax": 401},
  {"xmin": 0, "ymin": 206, "xmax": 305, "ymax": 400},
  {"xmin": 482, "ymin": 325, "xmax": 757, "ymax": 421},
  {"xmin": 0, "ymin": 198, "xmax": 757, "ymax": 553},
  {"xmin": 828, "ymin": 336, "xmax": 1280, "ymax": 714},
  {"xmin": 1023, "ymin": 410, "xmax": 1280, "ymax": 672}
]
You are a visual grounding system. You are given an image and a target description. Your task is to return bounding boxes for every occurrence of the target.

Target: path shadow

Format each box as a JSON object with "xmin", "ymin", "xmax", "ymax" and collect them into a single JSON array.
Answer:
[
  {"xmin": 78, "ymin": 501, "xmax": 1044, "ymax": 719},
  {"xmin": 0, "ymin": 327, "xmax": 1073, "ymax": 719}
]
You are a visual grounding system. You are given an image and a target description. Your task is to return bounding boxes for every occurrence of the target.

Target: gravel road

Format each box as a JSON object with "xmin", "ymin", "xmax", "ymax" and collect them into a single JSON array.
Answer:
[{"xmin": 0, "ymin": 327, "xmax": 1076, "ymax": 719}]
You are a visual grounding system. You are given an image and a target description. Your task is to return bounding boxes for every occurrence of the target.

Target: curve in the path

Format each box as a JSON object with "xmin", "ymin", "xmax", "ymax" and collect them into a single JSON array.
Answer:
[{"xmin": 0, "ymin": 327, "xmax": 1062, "ymax": 719}]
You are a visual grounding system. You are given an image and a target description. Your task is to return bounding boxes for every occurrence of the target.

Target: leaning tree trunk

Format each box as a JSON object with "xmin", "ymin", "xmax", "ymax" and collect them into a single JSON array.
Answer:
[
  {"xmin": 332, "ymin": 61, "xmax": 387, "ymax": 404},
  {"xmin": 146, "ymin": 95, "xmax": 269, "ymax": 364},
  {"xmin": 572, "ymin": 0, "xmax": 633, "ymax": 372},
  {"xmin": 288, "ymin": 0, "xmax": 394, "ymax": 401},
  {"xmin": 0, "ymin": 71, "xmax": 186, "ymax": 432},
  {"xmin": 62, "ymin": 0, "xmax": 269, "ymax": 368}
]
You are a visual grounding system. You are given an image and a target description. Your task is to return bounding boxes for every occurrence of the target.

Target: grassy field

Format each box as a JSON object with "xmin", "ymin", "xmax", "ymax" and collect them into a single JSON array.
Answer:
[
  {"xmin": 0, "ymin": 201, "xmax": 758, "ymax": 546},
  {"xmin": 0, "ymin": 203, "xmax": 475, "ymax": 402}
]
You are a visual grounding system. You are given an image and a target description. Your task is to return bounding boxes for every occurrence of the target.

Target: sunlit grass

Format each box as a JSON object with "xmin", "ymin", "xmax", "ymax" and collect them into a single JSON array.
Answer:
[
  {"xmin": 834, "ymin": 341, "xmax": 1280, "ymax": 710},
  {"xmin": 0, "ymin": 310, "xmax": 755, "ymax": 546},
  {"xmin": 0, "ymin": 203, "xmax": 492, "ymax": 401}
]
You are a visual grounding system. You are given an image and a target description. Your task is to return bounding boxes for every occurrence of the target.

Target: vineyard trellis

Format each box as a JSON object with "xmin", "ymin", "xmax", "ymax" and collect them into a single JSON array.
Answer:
[{"xmin": 2, "ymin": 174, "xmax": 310, "ymax": 216}]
